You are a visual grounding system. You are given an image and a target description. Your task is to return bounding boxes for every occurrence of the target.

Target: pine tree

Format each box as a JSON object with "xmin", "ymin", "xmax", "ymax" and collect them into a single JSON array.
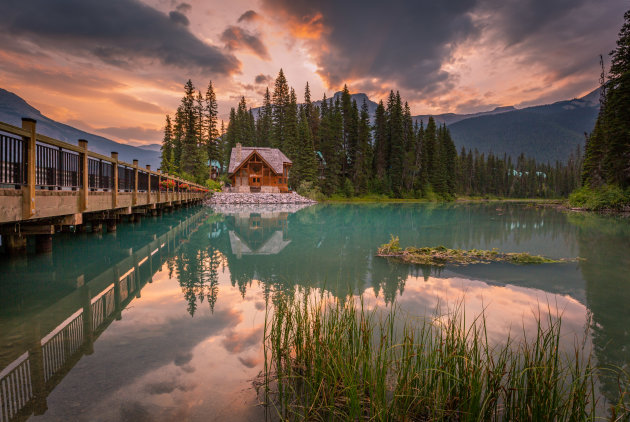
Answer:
[
  {"xmin": 441, "ymin": 124, "xmax": 458, "ymax": 196},
  {"xmin": 320, "ymin": 96, "xmax": 343, "ymax": 194},
  {"xmin": 354, "ymin": 99, "xmax": 372, "ymax": 194},
  {"xmin": 284, "ymin": 88, "xmax": 299, "ymax": 160},
  {"xmin": 388, "ymin": 91, "xmax": 404, "ymax": 196},
  {"xmin": 224, "ymin": 107, "xmax": 237, "ymax": 166},
  {"xmin": 180, "ymin": 80, "xmax": 201, "ymax": 176},
  {"xmin": 290, "ymin": 108, "xmax": 317, "ymax": 188},
  {"xmin": 256, "ymin": 87, "xmax": 273, "ymax": 147},
  {"xmin": 583, "ymin": 9, "xmax": 630, "ymax": 188},
  {"xmin": 272, "ymin": 69, "xmax": 290, "ymax": 149},
  {"xmin": 204, "ymin": 81, "xmax": 220, "ymax": 166},
  {"xmin": 373, "ymin": 100, "xmax": 388, "ymax": 181},
  {"xmin": 604, "ymin": 11, "xmax": 630, "ymax": 187},
  {"xmin": 422, "ymin": 117, "xmax": 437, "ymax": 194},
  {"xmin": 172, "ymin": 106, "xmax": 184, "ymax": 172},
  {"xmin": 402, "ymin": 102, "xmax": 416, "ymax": 192},
  {"xmin": 160, "ymin": 114, "xmax": 173, "ymax": 172},
  {"xmin": 303, "ymin": 82, "xmax": 320, "ymax": 148},
  {"xmin": 340, "ymin": 85, "xmax": 358, "ymax": 180}
]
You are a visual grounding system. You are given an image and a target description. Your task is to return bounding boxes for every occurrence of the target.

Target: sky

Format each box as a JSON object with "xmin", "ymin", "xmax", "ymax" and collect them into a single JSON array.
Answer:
[{"xmin": 1, "ymin": 0, "xmax": 627, "ymax": 146}]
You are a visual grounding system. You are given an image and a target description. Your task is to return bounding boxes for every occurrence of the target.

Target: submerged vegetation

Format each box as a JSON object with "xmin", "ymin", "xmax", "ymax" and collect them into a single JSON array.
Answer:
[
  {"xmin": 260, "ymin": 294, "xmax": 630, "ymax": 421},
  {"xmin": 376, "ymin": 236, "xmax": 571, "ymax": 266}
]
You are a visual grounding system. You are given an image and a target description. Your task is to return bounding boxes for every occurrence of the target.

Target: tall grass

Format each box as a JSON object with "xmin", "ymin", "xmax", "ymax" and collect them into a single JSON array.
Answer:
[{"xmin": 260, "ymin": 294, "xmax": 629, "ymax": 421}]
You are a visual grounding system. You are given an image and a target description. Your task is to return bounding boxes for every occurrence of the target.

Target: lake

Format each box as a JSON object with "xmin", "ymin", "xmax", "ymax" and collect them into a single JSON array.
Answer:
[{"xmin": 1, "ymin": 202, "xmax": 629, "ymax": 421}]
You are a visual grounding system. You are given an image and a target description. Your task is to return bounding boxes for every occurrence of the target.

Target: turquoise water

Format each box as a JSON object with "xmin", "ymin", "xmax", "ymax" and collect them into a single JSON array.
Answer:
[{"xmin": 0, "ymin": 203, "xmax": 629, "ymax": 421}]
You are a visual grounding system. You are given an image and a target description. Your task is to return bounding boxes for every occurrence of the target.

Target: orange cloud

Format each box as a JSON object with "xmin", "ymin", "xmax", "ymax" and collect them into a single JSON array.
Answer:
[{"xmin": 287, "ymin": 12, "xmax": 326, "ymax": 40}]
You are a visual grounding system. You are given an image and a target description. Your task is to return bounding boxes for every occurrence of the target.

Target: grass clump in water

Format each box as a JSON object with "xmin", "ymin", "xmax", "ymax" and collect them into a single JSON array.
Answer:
[
  {"xmin": 377, "ymin": 235, "xmax": 571, "ymax": 266},
  {"xmin": 260, "ymin": 294, "xmax": 629, "ymax": 421}
]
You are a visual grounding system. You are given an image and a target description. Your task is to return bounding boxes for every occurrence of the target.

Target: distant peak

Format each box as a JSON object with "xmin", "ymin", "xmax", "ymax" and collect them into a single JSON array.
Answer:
[
  {"xmin": 0, "ymin": 88, "xmax": 43, "ymax": 116},
  {"xmin": 493, "ymin": 106, "xmax": 515, "ymax": 112}
]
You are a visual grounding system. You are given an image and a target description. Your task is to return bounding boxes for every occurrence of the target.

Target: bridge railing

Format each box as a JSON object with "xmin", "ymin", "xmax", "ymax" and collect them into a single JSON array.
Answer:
[{"xmin": 0, "ymin": 118, "xmax": 208, "ymax": 219}]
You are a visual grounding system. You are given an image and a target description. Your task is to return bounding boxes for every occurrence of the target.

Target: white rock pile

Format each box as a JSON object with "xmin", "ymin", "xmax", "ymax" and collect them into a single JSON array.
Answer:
[{"xmin": 206, "ymin": 192, "xmax": 317, "ymax": 205}]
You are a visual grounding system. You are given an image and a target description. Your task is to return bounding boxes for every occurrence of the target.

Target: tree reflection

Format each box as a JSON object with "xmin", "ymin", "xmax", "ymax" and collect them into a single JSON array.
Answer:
[
  {"xmin": 169, "ymin": 216, "xmax": 225, "ymax": 316},
  {"xmin": 570, "ymin": 213, "xmax": 630, "ymax": 405}
]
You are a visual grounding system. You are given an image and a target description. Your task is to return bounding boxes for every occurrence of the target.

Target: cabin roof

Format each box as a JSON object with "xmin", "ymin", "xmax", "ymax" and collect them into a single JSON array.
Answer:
[{"xmin": 228, "ymin": 147, "xmax": 291, "ymax": 175}]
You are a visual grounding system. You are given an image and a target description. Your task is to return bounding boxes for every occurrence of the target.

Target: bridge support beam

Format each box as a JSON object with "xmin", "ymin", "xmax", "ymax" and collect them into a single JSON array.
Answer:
[
  {"xmin": 91, "ymin": 222, "xmax": 102, "ymax": 233},
  {"xmin": 106, "ymin": 220, "xmax": 117, "ymax": 232},
  {"xmin": 6, "ymin": 234, "xmax": 27, "ymax": 255},
  {"xmin": 35, "ymin": 234, "xmax": 52, "ymax": 253}
]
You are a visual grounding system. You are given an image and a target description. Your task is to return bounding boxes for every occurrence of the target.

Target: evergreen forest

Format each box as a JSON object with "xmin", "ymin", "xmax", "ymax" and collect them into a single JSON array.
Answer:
[{"xmin": 160, "ymin": 71, "xmax": 586, "ymax": 200}]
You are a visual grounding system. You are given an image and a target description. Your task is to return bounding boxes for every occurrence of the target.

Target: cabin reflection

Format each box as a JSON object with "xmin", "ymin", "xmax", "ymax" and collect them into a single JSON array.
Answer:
[
  {"xmin": 0, "ymin": 208, "xmax": 208, "ymax": 422},
  {"xmin": 210, "ymin": 204, "xmax": 311, "ymax": 258}
]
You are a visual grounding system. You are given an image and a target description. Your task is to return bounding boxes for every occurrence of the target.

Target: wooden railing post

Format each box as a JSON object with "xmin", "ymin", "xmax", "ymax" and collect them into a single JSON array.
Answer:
[
  {"xmin": 157, "ymin": 169, "xmax": 161, "ymax": 203},
  {"xmin": 21, "ymin": 118, "xmax": 37, "ymax": 219},
  {"xmin": 81, "ymin": 286, "xmax": 94, "ymax": 355},
  {"xmin": 132, "ymin": 159, "xmax": 138, "ymax": 206},
  {"xmin": 111, "ymin": 152, "xmax": 118, "ymax": 208},
  {"xmin": 28, "ymin": 321, "xmax": 48, "ymax": 415},
  {"xmin": 164, "ymin": 172, "xmax": 170, "ymax": 202},
  {"xmin": 146, "ymin": 165, "xmax": 151, "ymax": 204},
  {"xmin": 79, "ymin": 139, "xmax": 88, "ymax": 211}
]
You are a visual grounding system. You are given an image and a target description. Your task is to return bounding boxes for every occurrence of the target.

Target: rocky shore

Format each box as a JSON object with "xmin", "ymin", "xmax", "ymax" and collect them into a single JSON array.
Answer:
[{"xmin": 205, "ymin": 192, "xmax": 317, "ymax": 205}]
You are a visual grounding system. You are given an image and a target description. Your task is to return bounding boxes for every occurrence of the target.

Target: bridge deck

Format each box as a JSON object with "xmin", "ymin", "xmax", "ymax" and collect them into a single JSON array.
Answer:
[{"xmin": 0, "ymin": 118, "xmax": 208, "ymax": 246}]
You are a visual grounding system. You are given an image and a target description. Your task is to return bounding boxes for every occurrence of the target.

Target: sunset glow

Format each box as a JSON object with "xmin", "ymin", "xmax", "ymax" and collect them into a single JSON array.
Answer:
[{"xmin": 2, "ymin": 0, "xmax": 626, "ymax": 145}]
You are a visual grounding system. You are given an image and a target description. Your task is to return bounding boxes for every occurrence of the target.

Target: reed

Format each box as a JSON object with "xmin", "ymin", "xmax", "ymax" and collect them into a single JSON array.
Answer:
[{"xmin": 260, "ymin": 294, "xmax": 629, "ymax": 421}]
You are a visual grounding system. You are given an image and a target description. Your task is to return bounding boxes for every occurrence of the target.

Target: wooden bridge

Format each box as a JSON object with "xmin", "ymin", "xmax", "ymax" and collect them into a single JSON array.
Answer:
[
  {"xmin": 0, "ymin": 207, "xmax": 208, "ymax": 422},
  {"xmin": 0, "ymin": 118, "xmax": 208, "ymax": 254}
]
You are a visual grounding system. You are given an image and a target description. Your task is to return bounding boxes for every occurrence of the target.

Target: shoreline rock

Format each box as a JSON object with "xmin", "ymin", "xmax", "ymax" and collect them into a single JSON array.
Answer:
[{"xmin": 205, "ymin": 192, "xmax": 317, "ymax": 205}]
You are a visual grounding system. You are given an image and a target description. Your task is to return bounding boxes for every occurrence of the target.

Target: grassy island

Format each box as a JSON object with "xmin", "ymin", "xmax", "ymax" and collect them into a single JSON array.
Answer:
[{"xmin": 376, "ymin": 236, "xmax": 572, "ymax": 266}]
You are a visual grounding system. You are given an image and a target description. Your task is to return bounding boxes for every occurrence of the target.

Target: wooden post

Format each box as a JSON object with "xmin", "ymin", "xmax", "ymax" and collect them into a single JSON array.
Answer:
[
  {"xmin": 21, "ymin": 118, "xmax": 37, "ymax": 219},
  {"xmin": 28, "ymin": 321, "xmax": 48, "ymax": 415},
  {"xmin": 111, "ymin": 152, "xmax": 118, "ymax": 208},
  {"xmin": 164, "ymin": 172, "xmax": 170, "ymax": 203},
  {"xmin": 146, "ymin": 164, "xmax": 151, "ymax": 204},
  {"xmin": 81, "ymin": 286, "xmax": 94, "ymax": 355},
  {"xmin": 157, "ymin": 169, "xmax": 161, "ymax": 203},
  {"xmin": 113, "ymin": 266, "xmax": 122, "ymax": 320},
  {"xmin": 79, "ymin": 139, "xmax": 88, "ymax": 211},
  {"xmin": 132, "ymin": 159, "xmax": 138, "ymax": 206}
]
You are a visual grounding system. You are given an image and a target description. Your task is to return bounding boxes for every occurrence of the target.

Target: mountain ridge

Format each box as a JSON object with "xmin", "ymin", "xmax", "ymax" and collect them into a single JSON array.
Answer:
[{"xmin": 0, "ymin": 88, "xmax": 161, "ymax": 168}]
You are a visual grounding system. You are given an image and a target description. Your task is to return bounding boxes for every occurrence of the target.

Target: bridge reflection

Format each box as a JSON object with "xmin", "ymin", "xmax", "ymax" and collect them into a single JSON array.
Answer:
[{"xmin": 0, "ymin": 207, "xmax": 208, "ymax": 422}]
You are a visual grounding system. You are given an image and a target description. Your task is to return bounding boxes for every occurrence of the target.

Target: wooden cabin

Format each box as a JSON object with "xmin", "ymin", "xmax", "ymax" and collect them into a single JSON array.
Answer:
[{"xmin": 227, "ymin": 143, "xmax": 292, "ymax": 193}]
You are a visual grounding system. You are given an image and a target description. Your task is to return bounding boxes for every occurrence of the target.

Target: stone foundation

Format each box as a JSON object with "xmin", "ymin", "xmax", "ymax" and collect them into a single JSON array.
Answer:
[{"xmin": 206, "ymin": 192, "xmax": 316, "ymax": 205}]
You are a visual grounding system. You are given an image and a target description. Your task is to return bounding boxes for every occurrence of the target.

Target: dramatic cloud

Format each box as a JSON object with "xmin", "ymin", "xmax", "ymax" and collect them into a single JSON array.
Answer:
[
  {"xmin": 175, "ymin": 2, "xmax": 192, "ymax": 13},
  {"xmin": 169, "ymin": 10, "xmax": 190, "ymax": 26},
  {"xmin": 220, "ymin": 25, "xmax": 271, "ymax": 60},
  {"xmin": 238, "ymin": 10, "xmax": 261, "ymax": 23},
  {"xmin": 261, "ymin": 0, "xmax": 481, "ymax": 96},
  {"xmin": 261, "ymin": 0, "xmax": 627, "ymax": 107},
  {"xmin": 254, "ymin": 74, "xmax": 272, "ymax": 84},
  {"xmin": 2, "ymin": 0, "xmax": 240, "ymax": 75}
]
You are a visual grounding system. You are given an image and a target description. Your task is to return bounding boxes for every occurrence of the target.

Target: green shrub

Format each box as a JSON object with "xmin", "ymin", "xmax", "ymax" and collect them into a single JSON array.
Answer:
[
  {"xmin": 296, "ymin": 180, "xmax": 324, "ymax": 201},
  {"xmin": 203, "ymin": 179, "xmax": 222, "ymax": 192},
  {"xmin": 569, "ymin": 185, "xmax": 630, "ymax": 210}
]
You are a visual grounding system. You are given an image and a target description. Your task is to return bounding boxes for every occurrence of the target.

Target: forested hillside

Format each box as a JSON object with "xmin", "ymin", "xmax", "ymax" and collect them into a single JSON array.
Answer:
[
  {"xmin": 161, "ymin": 71, "xmax": 583, "ymax": 199},
  {"xmin": 449, "ymin": 95, "xmax": 598, "ymax": 163}
]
